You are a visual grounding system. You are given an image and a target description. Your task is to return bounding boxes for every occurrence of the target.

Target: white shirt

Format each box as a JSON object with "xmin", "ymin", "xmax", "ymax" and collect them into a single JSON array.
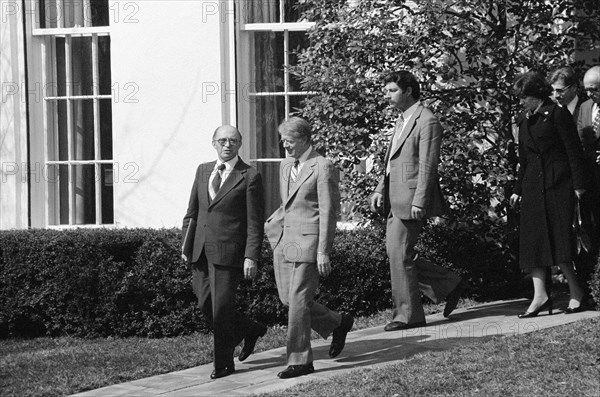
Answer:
[
  {"xmin": 209, "ymin": 156, "xmax": 239, "ymax": 198},
  {"xmin": 290, "ymin": 145, "xmax": 313, "ymax": 178},
  {"xmin": 566, "ymin": 94, "xmax": 579, "ymax": 116},
  {"xmin": 386, "ymin": 101, "xmax": 420, "ymax": 174}
]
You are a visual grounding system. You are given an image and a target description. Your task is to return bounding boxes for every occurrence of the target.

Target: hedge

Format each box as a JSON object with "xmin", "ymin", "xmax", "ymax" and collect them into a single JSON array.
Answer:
[{"xmin": 4, "ymin": 223, "xmax": 593, "ymax": 339}]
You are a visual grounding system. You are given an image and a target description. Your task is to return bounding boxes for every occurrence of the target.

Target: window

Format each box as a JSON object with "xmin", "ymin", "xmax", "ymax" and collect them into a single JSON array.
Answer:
[
  {"xmin": 237, "ymin": 0, "xmax": 314, "ymax": 215},
  {"xmin": 29, "ymin": 0, "xmax": 113, "ymax": 225}
]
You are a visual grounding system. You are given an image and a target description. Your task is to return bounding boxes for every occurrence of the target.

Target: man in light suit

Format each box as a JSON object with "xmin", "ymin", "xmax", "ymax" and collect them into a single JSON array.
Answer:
[
  {"xmin": 369, "ymin": 71, "xmax": 466, "ymax": 331},
  {"xmin": 265, "ymin": 117, "xmax": 353, "ymax": 379},
  {"xmin": 576, "ymin": 65, "xmax": 600, "ymax": 290},
  {"xmin": 182, "ymin": 125, "xmax": 267, "ymax": 380}
]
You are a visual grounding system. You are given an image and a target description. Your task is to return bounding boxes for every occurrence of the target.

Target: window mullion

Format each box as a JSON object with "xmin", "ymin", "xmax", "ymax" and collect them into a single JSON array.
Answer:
[
  {"xmin": 92, "ymin": 34, "xmax": 102, "ymax": 224},
  {"xmin": 284, "ymin": 29, "xmax": 290, "ymax": 118},
  {"xmin": 83, "ymin": 0, "xmax": 92, "ymax": 28},
  {"xmin": 65, "ymin": 35, "xmax": 75, "ymax": 225},
  {"xmin": 57, "ymin": 0, "xmax": 65, "ymax": 29}
]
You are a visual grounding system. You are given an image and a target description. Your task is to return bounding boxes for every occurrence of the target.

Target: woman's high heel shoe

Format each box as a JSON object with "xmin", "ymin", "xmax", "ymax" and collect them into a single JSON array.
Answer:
[
  {"xmin": 563, "ymin": 295, "xmax": 588, "ymax": 314},
  {"xmin": 518, "ymin": 298, "xmax": 553, "ymax": 318}
]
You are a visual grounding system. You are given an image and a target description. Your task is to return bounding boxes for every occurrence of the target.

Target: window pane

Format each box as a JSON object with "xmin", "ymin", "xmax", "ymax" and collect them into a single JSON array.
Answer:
[
  {"xmin": 98, "ymin": 36, "xmax": 112, "ymax": 95},
  {"xmin": 289, "ymin": 94, "xmax": 305, "ymax": 117},
  {"xmin": 72, "ymin": 99, "xmax": 95, "ymax": 161},
  {"xmin": 57, "ymin": 100, "xmax": 68, "ymax": 161},
  {"xmin": 101, "ymin": 164, "xmax": 114, "ymax": 223},
  {"xmin": 73, "ymin": 165, "xmax": 96, "ymax": 224},
  {"xmin": 56, "ymin": 37, "xmax": 66, "ymax": 97},
  {"xmin": 255, "ymin": 95, "xmax": 285, "ymax": 158},
  {"xmin": 57, "ymin": 164, "xmax": 69, "ymax": 224},
  {"xmin": 71, "ymin": 37, "xmax": 94, "ymax": 96},
  {"xmin": 100, "ymin": 99, "xmax": 113, "ymax": 160},
  {"xmin": 253, "ymin": 32, "xmax": 284, "ymax": 92},
  {"xmin": 289, "ymin": 31, "xmax": 309, "ymax": 92},
  {"xmin": 244, "ymin": 0, "xmax": 280, "ymax": 23},
  {"xmin": 90, "ymin": 0, "xmax": 110, "ymax": 27},
  {"xmin": 255, "ymin": 161, "xmax": 281, "ymax": 219}
]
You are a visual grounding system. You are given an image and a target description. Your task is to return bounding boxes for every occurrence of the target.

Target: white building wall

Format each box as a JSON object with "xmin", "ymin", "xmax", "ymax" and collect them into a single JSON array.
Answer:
[
  {"xmin": 110, "ymin": 0, "xmax": 231, "ymax": 228},
  {"xmin": 0, "ymin": 1, "xmax": 29, "ymax": 229}
]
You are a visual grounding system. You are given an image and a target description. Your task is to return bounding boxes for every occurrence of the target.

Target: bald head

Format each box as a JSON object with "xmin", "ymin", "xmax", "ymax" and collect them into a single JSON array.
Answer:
[
  {"xmin": 583, "ymin": 66, "xmax": 600, "ymax": 104},
  {"xmin": 213, "ymin": 125, "xmax": 242, "ymax": 141}
]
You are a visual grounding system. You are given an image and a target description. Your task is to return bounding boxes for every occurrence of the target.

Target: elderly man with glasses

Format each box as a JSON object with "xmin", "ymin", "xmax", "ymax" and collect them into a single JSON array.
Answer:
[{"xmin": 182, "ymin": 125, "xmax": 267, "ymax": 379}]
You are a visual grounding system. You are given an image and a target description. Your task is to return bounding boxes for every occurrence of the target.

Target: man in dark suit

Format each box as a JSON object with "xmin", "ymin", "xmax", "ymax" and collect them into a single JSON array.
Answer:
[
  {"xmin": 182, "ymin": 125, "xmax": 267, "ymax": 380},
  {"xmin": 576, "ymin": 65, "xmax": 600, "ymax": 290},
  {"xmin": 265, "ymin": 117, "xmax": 353, "ymax": 379},
  {"xmin": 369, "ymin": 70, "xmax": 466, "ymax": 331},
  {"xmin": 549, "ymin": 66, "xmax": 585, "ymax": 122}
]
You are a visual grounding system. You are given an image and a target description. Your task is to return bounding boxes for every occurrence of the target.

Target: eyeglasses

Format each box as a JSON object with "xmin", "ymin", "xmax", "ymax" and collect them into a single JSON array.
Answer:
[
  {"xmin": 552, "ymin": 84, "xmax": 573, "ymax": 95},
  {"xmin": 584, "ymin": 86, "xmax": 600, "ymax": 94},
  {"xmin": 213, "ymin": 138, "xmax": 241, "ymax": 146}
]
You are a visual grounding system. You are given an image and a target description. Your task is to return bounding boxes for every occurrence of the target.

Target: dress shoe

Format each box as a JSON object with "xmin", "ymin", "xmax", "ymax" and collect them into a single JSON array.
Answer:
[
  {"xmin": 384, "ymin": 321, "xmax": 426, "ymax": 331},
  {"xmin": 443, "ymin": 280, "xmax": 468, "ymax": 318},
  {"xmin": 563, "ymin": 295, "xmax": 588, "ymax": 314},
  {"xmin": 518, "ymin": 298, "xmax": 553, "ymax": 318},
  {"xmin": 277, "ymin": 363, "xmax": 315, "ymax": 379},
  {"xmin": 238, "ymin": 323, "xmax": 267, "ymax": 362},
  {"xmin": 329, "ymin": 314, "xmax": 354, "ymax": 358},
  {"xmin": 210, "ymin": 365, "xmax": 235, "ymax": 379}
]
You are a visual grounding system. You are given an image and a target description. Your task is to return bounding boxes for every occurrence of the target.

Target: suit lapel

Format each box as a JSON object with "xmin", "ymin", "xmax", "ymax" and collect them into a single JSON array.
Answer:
[
  {"xmin": 209, "ymin": 161, "xmax": 246, "ymax": 207},
  {"xmin": 200, "ymin": 161, "xmax": 216, "ymax": 207},
  {"xmin": 389, "ymin": 105, "xmax": 423, "ymax": 159},
  {"xmin": 283, "ymin": 150, "xmax": 317, "ymax": 207}
]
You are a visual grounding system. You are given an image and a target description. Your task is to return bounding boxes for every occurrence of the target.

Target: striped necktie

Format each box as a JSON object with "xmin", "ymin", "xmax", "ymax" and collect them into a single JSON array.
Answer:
[
  {"xmin": 290, "ymin": 159, "xmax": 300, "ymax": 182},
  {"xmin": 593, "ymin": 107, "xmax": 600, "ymax": 136}
]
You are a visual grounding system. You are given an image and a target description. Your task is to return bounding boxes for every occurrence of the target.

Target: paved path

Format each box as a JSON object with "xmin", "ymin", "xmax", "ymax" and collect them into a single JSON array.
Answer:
[{"xmin": 71, "ymin": 299, "xmax": 599, "ymax": 397}]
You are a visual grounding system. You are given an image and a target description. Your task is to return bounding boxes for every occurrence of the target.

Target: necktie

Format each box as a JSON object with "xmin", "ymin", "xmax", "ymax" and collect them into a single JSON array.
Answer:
[
  {"xmin": 211, "ymin": 163, "xmax": 225, "ymax": 199},
  {"xmin": 290, "ymin": 159, "xmax": 300, "ymax": 182},
  {"xmin": 386, "ymin": 114, "xmax": 405, "ymax": 175},
  {"xmin": 593, "ymin": 107, "xmax": 600, "ymax": 136}
]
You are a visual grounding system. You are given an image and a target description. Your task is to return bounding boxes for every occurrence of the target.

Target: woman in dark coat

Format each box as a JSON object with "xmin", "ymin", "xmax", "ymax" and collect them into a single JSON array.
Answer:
[{"xmin": 509, "ymin": 72, "xmax": 586, "ymax": 317}]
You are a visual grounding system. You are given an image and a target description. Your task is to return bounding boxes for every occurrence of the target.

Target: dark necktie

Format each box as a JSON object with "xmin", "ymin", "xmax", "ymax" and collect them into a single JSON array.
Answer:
[{"xmin": 211, "ymin": 163, "xmax": 226, "ymax": 199}]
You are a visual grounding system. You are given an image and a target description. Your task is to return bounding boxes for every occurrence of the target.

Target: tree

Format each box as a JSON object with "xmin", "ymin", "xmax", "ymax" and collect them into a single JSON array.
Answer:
[{"xmin": 295, "ymin": 0, "xmax": 600, "ymax": 246}]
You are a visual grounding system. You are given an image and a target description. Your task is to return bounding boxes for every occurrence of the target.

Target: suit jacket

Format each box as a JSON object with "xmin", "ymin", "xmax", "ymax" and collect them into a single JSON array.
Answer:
[
  {"xmin": 265, "ymin": 149, "xmax": 340, "ymax": 263},
  {"xmin": 182, "ymin": 158, "xmax": 264, "ymax": 267},
  {"xmin": 375, "ymin": 103, "xmax": 446, "ymax": 219},
  {"xmin": 577, "ymin": 99, "xmax": 599, "ymax": 160}
]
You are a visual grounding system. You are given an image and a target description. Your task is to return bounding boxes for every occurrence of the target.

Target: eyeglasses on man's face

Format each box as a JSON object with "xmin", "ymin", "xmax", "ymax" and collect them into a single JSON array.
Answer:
[
  {"xmin": 552, "ymin": 84, "xmax": 573, "ymax": 95},
  {"xmin": 584, "ymin": 86, "xmax": 600, "ymax": 94},
  {"xmin": 213, "ymin": 138, "xmax": 241, "ymax": 146}
]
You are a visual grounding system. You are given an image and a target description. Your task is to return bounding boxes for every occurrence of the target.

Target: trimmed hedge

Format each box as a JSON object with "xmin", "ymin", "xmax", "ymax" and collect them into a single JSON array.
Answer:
[{"xmin": 2, "ymin": 223, "xmax": 567, "ymax": 339}]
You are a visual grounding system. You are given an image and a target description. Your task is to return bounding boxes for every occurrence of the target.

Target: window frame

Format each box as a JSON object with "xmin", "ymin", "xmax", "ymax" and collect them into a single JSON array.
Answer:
[{"xmin": 25, "ymin": 0, "xmax": 114, "ymax": 227}]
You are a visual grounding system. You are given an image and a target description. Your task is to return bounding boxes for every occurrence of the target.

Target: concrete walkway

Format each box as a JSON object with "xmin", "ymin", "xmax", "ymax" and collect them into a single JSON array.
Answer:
[{"xmin": 71, "ymin": 299, "xmax": 599, "ymax": 397}]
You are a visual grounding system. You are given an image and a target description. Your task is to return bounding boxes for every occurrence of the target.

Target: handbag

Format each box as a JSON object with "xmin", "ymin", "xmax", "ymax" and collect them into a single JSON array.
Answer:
[{"xmin": 573, "ymin": 198, "xmax": 591, "ymax": 254}]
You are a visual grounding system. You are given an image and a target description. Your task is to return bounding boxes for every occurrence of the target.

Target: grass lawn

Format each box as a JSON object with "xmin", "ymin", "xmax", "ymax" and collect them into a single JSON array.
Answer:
[
  {"xmin": 1, "ymin": 299, "xmax": 598, "ymax": 397},
  {"xmin": 253, "ymin": 317, "xmax": 600, "ymax": 397}
]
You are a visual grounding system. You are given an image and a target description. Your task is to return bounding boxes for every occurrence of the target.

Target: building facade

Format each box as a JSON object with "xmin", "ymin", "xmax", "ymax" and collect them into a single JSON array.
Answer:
[{"xmin": 1, "ymin": 0, "xmax": 312, "ymax": 229}]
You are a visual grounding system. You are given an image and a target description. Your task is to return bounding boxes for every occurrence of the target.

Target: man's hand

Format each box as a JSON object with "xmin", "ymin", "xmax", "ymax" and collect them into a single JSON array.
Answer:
[
  {"xmin": 244, "ymin": 258, "xmax": 257, "ymax": 280},
  {"xmin": 317, "ymin": 252, "xmax": 332, "ymax": 277},
  {"xmin": 411, "ymin": 206, "xmax": 425, "ymax": 220},
  {"xmin": 181, "ymin": 253, "xmax": 188, "ymax": 261},
  {"xmin": 370, "ymin": 192, "xmax": 383, "ymax": 212},
  {"xmin": 509, "ymin": 194, "xmax": 521, "ymax": 207}
]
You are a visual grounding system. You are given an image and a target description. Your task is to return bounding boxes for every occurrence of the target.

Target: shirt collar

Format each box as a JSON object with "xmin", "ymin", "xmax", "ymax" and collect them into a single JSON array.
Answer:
[
  {"xmin": 293, "ymin": 145, "xmax": 312, "ymax": 165},
  {"xmin": 402, "ymin": 101, "xmax": 420, "ymax": 122},
  {"xmin": 216, "ymin": 156, "xmax": 239, "ymax": 171}
]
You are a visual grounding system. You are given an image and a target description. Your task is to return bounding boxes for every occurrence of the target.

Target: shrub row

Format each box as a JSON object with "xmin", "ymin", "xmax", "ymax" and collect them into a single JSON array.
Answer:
[{"xmin": 3, "ymin": 223, "xmax": 594, "ymax": 339}]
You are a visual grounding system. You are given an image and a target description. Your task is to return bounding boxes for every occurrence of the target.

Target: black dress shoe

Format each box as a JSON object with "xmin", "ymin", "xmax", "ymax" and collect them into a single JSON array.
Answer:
[
  {"xmin": 443, "ymin": 280, "xmax": 468, "ymax": 318},
  {"xmin": 384, "ymin": 321, "xmax": 426, "ymax": 331},
  {"xmin": 210, "ymin": 365, "xmax": 235, "ymax": 379},
  {"xmin": 277, "ymin": 363, "xmax": 314, "ymax": 379},
  {"xmin": 329, "ymin": 314, "xmax": 354, "ymax": 358},
  {"xmin": 238, "ymin": 323, "xmax": 267, "ymax": 362}
]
